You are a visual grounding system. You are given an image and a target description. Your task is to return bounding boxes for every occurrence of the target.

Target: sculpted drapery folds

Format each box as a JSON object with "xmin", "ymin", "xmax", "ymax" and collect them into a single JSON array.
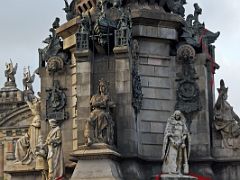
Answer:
[
  {"xmin": 15, "ymin": 132, "xmax": 33, "ymax": 165},
  {"xmin": 15, "ymin": 97, "xmax": 41, "ymax": 165},
  {"xmin": 162, "ymin": 110, "xmax": 190, "ymax": 175},
  {"xmin": 84, "ymin": 79, "xmax": 115, "ymax": 146},
  {"xmin": 214, "ymin": 80, "xmax": 240, "ymax": 149},
  {"xmin": 46, "ymin": 119, "xmax": 64, "ymax": 180}
]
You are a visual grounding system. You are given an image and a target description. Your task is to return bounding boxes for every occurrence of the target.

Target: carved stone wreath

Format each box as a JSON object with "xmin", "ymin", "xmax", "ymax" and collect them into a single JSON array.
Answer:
[
  {"xmin": 177, "ymin": 44, "xmax": 196, "ymax": 61},
  {"xmin": 47, "ymin": 56, "xmax": 64, "ymax": 73}
]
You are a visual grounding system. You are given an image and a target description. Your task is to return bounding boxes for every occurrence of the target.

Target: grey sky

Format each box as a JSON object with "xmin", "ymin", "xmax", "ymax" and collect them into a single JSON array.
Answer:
[{"xmin": 0, "ymin": 1, "xmax": 239, "ymax": 113}]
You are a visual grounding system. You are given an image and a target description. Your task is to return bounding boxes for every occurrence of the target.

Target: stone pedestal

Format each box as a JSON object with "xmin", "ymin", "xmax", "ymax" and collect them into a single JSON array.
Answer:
[
  {"xmin": 4, "ymin": 81, "xmax": 16, "ymax": 89},
  {"xmin": 160, "ymin": 174, "xmax": 197, "ymax": 180},
  {"xmin": 4, "ymin": 155, "xmax": 47, "ymax": 180},
  {"xmin": 71, "ymin": 144, "xmax": 123, "ymax": 180},
  {"xmin": 4, "ymin": 163, "xmax": 43, "ymax": 180}
]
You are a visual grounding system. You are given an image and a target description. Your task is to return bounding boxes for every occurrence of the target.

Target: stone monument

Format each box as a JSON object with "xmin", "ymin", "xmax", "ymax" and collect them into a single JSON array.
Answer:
[{"xmin": 2, "ymin": 0, "xmax": 240, "ymax": 180}]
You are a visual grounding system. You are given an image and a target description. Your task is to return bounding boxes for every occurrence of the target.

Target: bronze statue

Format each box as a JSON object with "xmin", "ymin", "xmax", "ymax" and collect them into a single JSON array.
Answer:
[
  {"xmin": 84, "ymin": 79, "xmax": 115, "ymax": 146},
  {"xmin": 214, "ymin": 80, "xmax": 240, "ymax": 149},
  {"xmin": 63, "ymin": 0, "xmax": 76, "ymax": 21},
  {"xmin": 162, "ymin": 110, "xmax": 190, "ymax": 175}
]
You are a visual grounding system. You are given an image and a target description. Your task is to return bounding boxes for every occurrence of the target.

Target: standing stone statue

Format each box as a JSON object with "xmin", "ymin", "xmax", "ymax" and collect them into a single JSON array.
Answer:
[
  {"xmin": 15, "ymin": 96, "xmax": 41, "ymax": 165},
  {"xmin": 23, "ymin": 67, "xmax": 36, "ymax": 93},
  {"xmin": 214, "ymin": 79, "xmax": 240, "ymax": 149},
  {"xmin": 5, "ymin": 60, "xmax": 17, "ymax": 85},
  {"xmin": 161, "ymin": 110, "xmax": 190, "ymax": 175},
  {"xmin": 26, "ymin": 97, "xmax": 41, "ymax": 149},
  {"xmin": 45, "ymin": 119, "xmax": 64, "ymax": 180},
  {"xmin": 84, "ymin": 79, "xmax": 115, "ymax": 146}
]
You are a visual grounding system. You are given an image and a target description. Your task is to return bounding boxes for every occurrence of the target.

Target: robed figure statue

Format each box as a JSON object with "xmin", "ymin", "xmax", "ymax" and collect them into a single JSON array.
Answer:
[
  {"xmin": 214, "ymin": 79, "xmax": 240, "ymax": 149},
  {"xmin": 162, "ymin": 110, "xmax": 191, "ymax": 175},
  {"xmin": 45, "ymin": 119, "xmax": 64, "ymax": 180},
  {"xmin": 84, "ymin": 79, "xmax": 115, "ymax": 146},
  {"xmin": 15, "ymin": 96, "xmax": 41, "ymax": 165}
]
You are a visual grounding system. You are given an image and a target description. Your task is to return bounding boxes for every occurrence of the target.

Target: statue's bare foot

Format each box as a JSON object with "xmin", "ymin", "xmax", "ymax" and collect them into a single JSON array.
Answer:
[
  {"xmin": 14, "ymin": 161, "xmax": 22, "ymax": 165},
  {"xmin": 86, "ymin": 138, "xmax": 93, "ymax": 146}
]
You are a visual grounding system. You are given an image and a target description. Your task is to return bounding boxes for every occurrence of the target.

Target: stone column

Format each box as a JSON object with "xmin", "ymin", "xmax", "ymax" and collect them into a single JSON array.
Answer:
[{"xmin": 0, "ymin": 141, "xmax": 4, "ymax": 180}]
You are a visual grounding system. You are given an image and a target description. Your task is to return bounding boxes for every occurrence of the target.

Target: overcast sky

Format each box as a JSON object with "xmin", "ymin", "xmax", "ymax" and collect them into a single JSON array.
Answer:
[{"xmin": 0, "ymin": 0, "xmax": 239, "ymax": 113}]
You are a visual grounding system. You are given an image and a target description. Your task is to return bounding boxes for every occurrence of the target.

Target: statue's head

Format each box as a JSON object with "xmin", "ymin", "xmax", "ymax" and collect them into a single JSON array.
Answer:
[
  {"xmin": 32, "ymin": 97, "xmax": 39, "ymax": 103},
  {"xmin": 23, "ymin": 67, "xmax": 30, "ymax": 79},
  {"xmin": 5, "ymin": 62, "xmax": 11, "ymax": 70},
  {"xmin": 174, "ymin": 110, "xmax": 182, "ymax": 121},
  {"xmin": 98, "ymin": 79, "xmax": 107, "ymax": 94},
  {"xmin": 38, "ymin": 135, "xmax": 44, "ymax": 144},
  {"xmin": 218, "ymin": 79, "xmax": 228, "ymax": 100},
  {"xmin": 194, "ymin": 3, "xmax": 202, "ymax": 15},
  {"xmin": 49, "ymin": 118, "xmax": 57, "ymax": 128}
]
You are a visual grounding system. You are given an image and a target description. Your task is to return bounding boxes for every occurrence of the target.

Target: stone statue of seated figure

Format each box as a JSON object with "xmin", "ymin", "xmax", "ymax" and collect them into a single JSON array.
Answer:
[
  {"xmin": 84, "ymin": 79, "xmax": 115, "ymax": 146},
  {"xmin": 214, "ymin": 79, "xmax": 240, "ymax": 149}
]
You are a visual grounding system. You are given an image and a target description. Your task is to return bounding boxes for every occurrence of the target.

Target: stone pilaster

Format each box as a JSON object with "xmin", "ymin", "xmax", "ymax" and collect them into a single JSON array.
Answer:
[
  {"xmin": 0, "ymin": 141, "xmax": 3, "ymax": 180},
  {"xmin": 74, "ymin": 49, "xmax": 92, "ymax": 147},
  {"xmin": 113, "ymin": 46, "xmax": 138, "ymax": 156}
]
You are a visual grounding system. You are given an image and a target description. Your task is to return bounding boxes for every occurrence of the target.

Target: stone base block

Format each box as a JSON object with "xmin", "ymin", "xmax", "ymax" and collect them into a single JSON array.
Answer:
[
  {"xmin": 71, "ymin": 144, "xmax": 123, "ymax": 180},
  {"xmin": 160, "ymin": 174, "xmax": 198, "ymax": 180},
  {"xmin": 4, "ymin": 160, "xmax": 45, "ymax": 180},
  {"xmin": 71, "ymin": 159, "xmax": 123, "ymax": 180},
  {"xmin": 10, "ymin": 172, "xmax": 43, "ymax": 180}
]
